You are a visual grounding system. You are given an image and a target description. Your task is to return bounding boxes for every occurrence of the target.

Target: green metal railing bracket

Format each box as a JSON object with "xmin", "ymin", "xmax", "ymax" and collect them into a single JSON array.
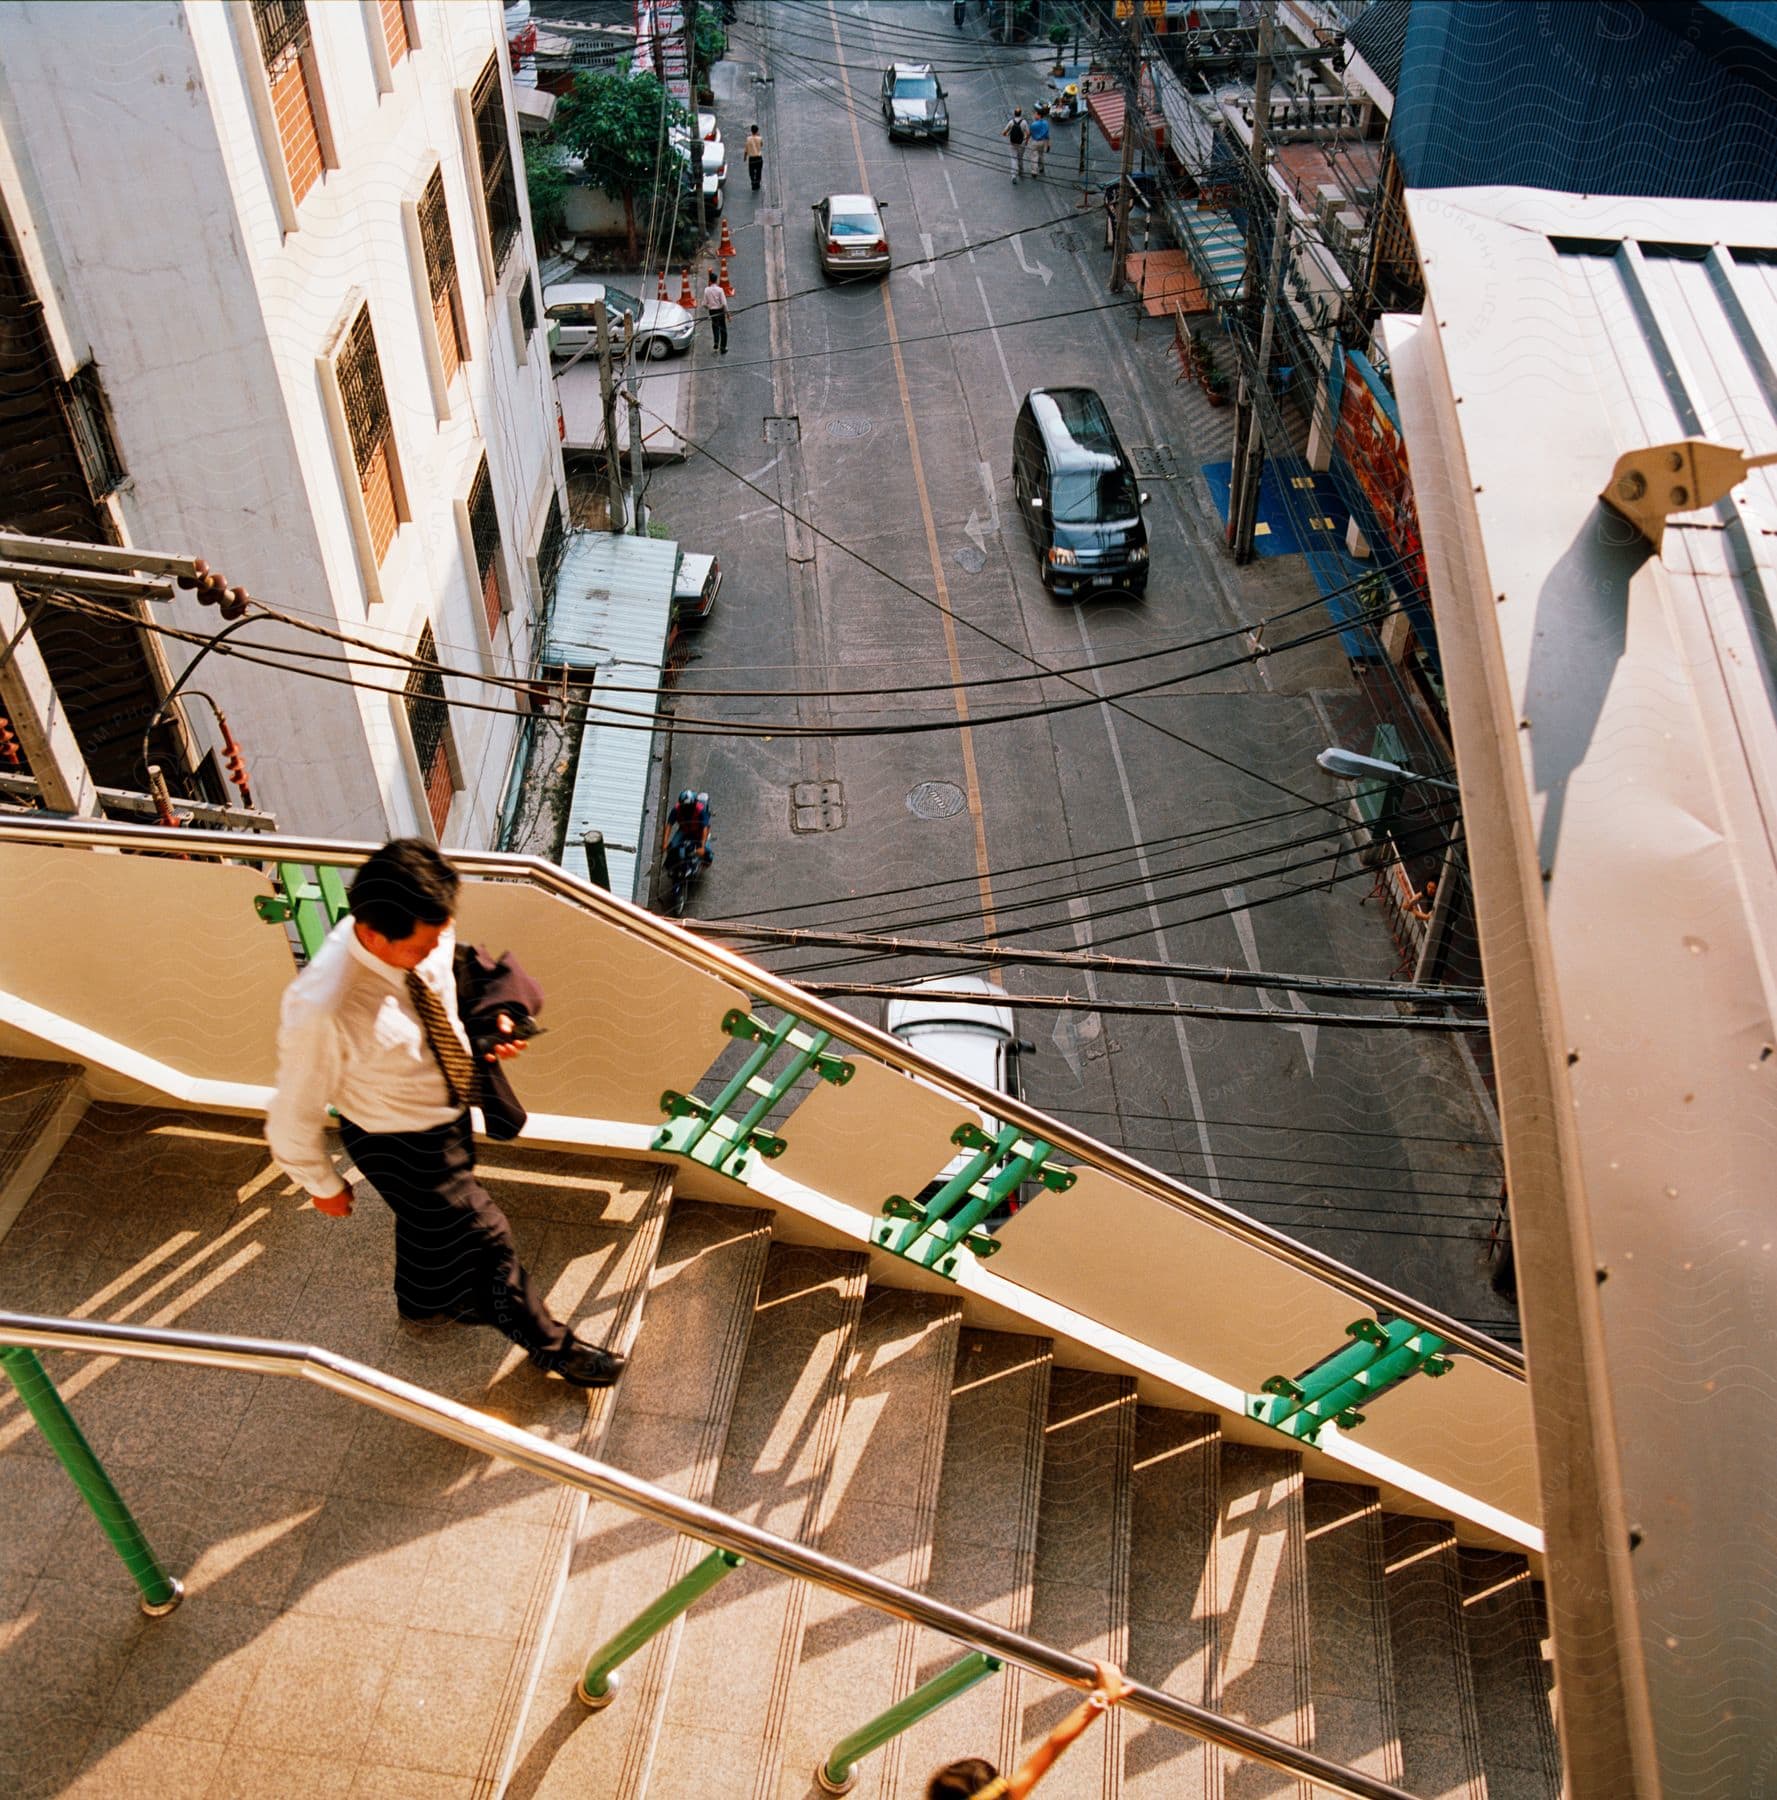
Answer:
[
  {"xmin": 653, "ymin": 1006, "xmax": 853, "ymax": 1184},
  {"xmin": 0, "ymin": 1344, "xmax": 183, "ymax": 1616},
  {"xmin": 576, "ymin": 1546, "xmax": 743, "ymax": 1709},
  {"xmin": 1248, "ymin": 1316, "xmax": 1454, "ymax": 1444},
  {"xmin": 874, "ymin": 1124, "xmax": 1076, "ymax": 1280},
  {"xmin": 253, "ymin": 861, "xmax": 352, "ymax": 960},
  {"xmin": 815, "ymin": 1650, "xmax": 1004, "ymax": 1794}
]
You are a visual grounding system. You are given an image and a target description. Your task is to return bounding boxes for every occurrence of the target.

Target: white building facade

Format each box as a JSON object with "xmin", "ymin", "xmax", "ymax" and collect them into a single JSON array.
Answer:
[{"xmin": 0, "ymin": 0, "xmax": 567, "ymax": 845}]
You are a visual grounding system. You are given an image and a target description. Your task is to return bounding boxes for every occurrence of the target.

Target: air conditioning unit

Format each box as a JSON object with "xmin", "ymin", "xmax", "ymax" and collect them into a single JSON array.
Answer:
[
  {"xmin": 1316, "ymin": 184, "xmax": 1344, "ymax": 227},
  {"xmin": 1330, "ymin": 208, "xmax": 1366, "ymax": 251}
]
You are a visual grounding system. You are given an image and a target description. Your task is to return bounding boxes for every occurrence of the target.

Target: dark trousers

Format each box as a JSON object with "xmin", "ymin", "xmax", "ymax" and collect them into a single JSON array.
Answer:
[
  {"xmin": 709, "ymin": 308, "xmax": 728, "ymax": 353},
  {"xmin": 748, "ymin": 155, "xmax": 763, "ymax": 190},
  {"xmin": 338, "ymin": 1114, "xmax": 568, "ymax": 1362}
]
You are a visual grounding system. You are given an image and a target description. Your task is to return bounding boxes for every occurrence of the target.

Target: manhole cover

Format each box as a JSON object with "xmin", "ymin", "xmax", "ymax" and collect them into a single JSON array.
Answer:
[
  {"xmin": 1052, "ymin": 228, "xmax": 1078, "ymax": 251},
  {"xmin": 791, "ymin": 779, "xmax": 845, "ymax": 833},
  {"xmin": 953, "ymin": 544, "xmax": 987, "ymax": 573},
  {"xmin": 1130, "ymin": 443, "xmax": 1181, "ymax": 479},
  {"xmin": 763, "ymin": 415, "xmax": 801, "ymax": 444},
  {"xmin": 827, "ymin": 415, "xmax": 873, "ymax": 440},
  {"xmin": 907, "ymin": 781, "xmax": 966, "ymax": 820}
]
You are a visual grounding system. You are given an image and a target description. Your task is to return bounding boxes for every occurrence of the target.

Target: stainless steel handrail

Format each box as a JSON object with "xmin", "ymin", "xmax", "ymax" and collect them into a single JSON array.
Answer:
[
  {"xmin": 0, "ymin": 814, "xmax": 1524, "ymax": 1378},
  {"xmin": 0, "ymin": 1309, "xmax": 1418, "ymax": 1800}
]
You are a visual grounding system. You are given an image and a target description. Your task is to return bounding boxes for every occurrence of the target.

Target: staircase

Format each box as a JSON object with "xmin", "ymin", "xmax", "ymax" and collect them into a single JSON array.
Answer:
[{"xmin": 0, "ymin": 1062, "xmax": 1559, "ymax": 1799}]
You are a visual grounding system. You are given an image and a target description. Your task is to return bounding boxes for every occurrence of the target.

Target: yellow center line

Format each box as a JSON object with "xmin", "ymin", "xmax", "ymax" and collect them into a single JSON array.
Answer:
[{"xmin": 824, "ymin": 1, "xmax": 998, "ymax": 937}]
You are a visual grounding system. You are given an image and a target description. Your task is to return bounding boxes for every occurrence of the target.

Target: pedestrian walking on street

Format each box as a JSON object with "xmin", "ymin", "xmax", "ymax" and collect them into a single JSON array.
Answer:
[
  {"xmin": 265, "ymin": 839, "xmax": 627, "ymax": 1389},
  {"xmin": 1029, "ymin": 104, "xmax": 1051, "ymax": 176},
  {"xmin": 1002, "ymin": 106, "xmax": 1028, "ymax": 181},
  {"xmin": 744, "ymin": 123, "xmax": 764, "ymax": 191},
  {"xmin": 703, "ymin": 268, "xmax": 729, "ymax": 354}
]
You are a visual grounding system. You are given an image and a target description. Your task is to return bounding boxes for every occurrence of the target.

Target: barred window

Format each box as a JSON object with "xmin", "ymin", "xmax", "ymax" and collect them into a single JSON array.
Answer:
[
  {"xmin": 254, "ymin": 0, "xmax": 324, "ymax": 206},
  {"xmin": 337, "ymin": 306, "xmax": 400, "ymax": 563},
  {"xmin": 518, "ymin": 272, "xmax": 537, "ymax": 336},
  {"xmin": 60, "ymin": 363, "xmax": 126, "ymax": 501},
  {"xmin": 418, "ymin": 167, "xmax": 466, "ymax": 385},
  {"xmin": 535, "ymin": 490, "xmax": 565, "ymax": 605},
  {"xmin": 380, "ymin": 0, "xmax": 410, "ymax": 64},
  {"xmin": 471, "ymin": 58, "xmax": 520, "ymax": 274},
  {"xmin": 468, "ymin": 455, "xmax": 503, "ymax": 637},
  {"xmin": 404, "ymin": 623, "xmax": 456, "ymax": 837}
]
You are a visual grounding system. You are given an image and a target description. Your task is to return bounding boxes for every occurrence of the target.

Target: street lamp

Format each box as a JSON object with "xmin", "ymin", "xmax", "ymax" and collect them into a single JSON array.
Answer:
[{"xmin": 1316, "ymin": 746, "xmax": 1461, "ymax": 794}]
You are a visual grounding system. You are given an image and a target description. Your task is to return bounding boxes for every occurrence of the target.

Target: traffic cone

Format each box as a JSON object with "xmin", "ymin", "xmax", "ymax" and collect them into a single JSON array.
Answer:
[
  {"xmin": 719, "ymin": 254, "xmax": 733, "ymax": 297},
  {"xmin": 678, "ymin": 266, "xmax": 694, "ymax": 308},
  {"xmin": 657, "ymin": 268, "xmax": 669, "ymax": 302},
  {"xmin": 718, "ymin": 217, "xmax": 736, "ymax": 259}
]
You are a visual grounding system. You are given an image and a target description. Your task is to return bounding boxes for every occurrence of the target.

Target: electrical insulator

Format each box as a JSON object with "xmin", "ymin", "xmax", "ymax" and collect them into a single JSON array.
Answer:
[
  {"xmin": 219, "ymin": 717, "xmax": 253, "ymax": 806},
  {"xmin": 220, "ymin": 586, "xmax": 250, "ymax": 622},
  {"xmin": 175, "ymin": 558, "xmax": 207, "ymax": 593},
  {"xmin": 0, "ymin": 712, "xmax": 20, "ymax": 768}
]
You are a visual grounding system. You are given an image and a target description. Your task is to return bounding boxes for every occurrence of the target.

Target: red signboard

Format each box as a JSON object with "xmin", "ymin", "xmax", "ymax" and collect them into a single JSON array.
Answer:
[
  {"xmin": 635, "ymin": 0, "xmax": 691, "ymax": 108},
  {"xmin": 1334, "ymin": 351, "xmax": 1426, "ymax": 599}
]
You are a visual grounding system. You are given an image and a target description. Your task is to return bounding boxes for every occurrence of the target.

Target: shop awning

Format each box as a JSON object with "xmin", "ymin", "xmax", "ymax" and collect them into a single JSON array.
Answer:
[{"xmin": 1087, "ymin": 87, "xmax": 1166, "ymax": 152}]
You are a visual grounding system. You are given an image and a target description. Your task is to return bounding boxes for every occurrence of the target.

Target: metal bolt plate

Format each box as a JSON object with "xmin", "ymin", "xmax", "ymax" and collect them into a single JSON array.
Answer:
[
  {"xmin": 907, "ymin": 781, "xmax": 966, "ymax": 821},
  {"xmin": 791, "ymin": 780, "xmax": 845, "ymax": 832},
  {"xmin": 1130, "ymin": 443, "xmax": 1181, "ymax": 479},
  {"xmin": 764, "ymin": 415, "xmax": 801, "ymax": 444},
  {"xmin": 952, "ymin": 545, "xmax": 986, "ymax": 574}
]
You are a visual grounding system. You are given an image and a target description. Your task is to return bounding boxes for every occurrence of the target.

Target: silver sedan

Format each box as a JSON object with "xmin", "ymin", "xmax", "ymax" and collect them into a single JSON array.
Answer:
[{"xmin": 813, "ymin": 194, "xmax": 891, "ymax": 280}]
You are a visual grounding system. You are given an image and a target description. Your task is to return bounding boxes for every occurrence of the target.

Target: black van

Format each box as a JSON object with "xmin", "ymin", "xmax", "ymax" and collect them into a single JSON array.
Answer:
[{"xmin": 1011, "ymin": 387, "xmax": 1149, "ymax": 596}]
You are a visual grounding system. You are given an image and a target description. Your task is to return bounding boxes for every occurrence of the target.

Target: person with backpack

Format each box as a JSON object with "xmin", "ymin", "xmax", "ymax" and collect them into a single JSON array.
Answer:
[{"xmin": 1001, "ymin": 106, "xmax": 1028, "ymax": 181}]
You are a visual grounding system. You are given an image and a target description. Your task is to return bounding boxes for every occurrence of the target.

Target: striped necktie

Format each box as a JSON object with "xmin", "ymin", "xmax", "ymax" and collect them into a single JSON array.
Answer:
[{"xmin": 405, "ymin": 971, "xmax": 477, "ymax": 1110}]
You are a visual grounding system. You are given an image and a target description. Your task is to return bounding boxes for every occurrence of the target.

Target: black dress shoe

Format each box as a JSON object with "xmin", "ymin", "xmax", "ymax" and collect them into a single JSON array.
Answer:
[{"xmin": 546, "ymin": 1339, "xmax": 628, "ymax": 1388}]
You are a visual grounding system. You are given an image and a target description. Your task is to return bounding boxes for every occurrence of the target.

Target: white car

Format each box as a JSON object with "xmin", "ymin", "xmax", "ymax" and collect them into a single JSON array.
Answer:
[
  {"xmin": 669, "ymin": 122, "xmax": 726, "ymax": 213},
  {"xmin": 543, "ymin": 278, "xmax": 696, "ymax": 362}
]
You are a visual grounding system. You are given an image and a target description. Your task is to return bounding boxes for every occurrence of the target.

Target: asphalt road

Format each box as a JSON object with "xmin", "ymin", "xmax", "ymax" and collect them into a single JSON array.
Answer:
[{"xmin": 645, "ymin": 0, "xmax": 1512, "ymax": 1337}]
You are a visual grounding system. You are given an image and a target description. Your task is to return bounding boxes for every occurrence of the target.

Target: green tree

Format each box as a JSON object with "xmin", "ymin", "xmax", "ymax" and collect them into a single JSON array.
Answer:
[
  {"xmin": 554, "ymin": 70, "xmax": 690, "ymax": 265},
  {"xmin": 522, "ymin": 139, "xmax": 570, "ymax": 247}
]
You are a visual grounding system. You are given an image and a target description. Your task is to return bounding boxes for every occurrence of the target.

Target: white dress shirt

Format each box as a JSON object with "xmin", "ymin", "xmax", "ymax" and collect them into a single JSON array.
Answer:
[{"xmin": 265, "ymin": 918, "xmax": 473, "ymax": 1196}]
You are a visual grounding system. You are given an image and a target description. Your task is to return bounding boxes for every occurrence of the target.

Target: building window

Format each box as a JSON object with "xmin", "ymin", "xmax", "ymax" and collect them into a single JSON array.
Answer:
[
  {"xmin": 471, "ymin": 57, "xmax": 520, "ymax": 274},
  {"xmin": 59, "ymin": 363, "xmax": 126, "ymax": 501},
  {"xmin": 468, "ymin": 455, "xmax": 504, "ymax": 637},
  {"xmin": 380, "ymin": 0, "xmax": 410, "ymax": 64},
  {"xmin": 405, "ymin": 623, "xmax": 457, "ymax": 837},
  {"xmin": 518, "ymin": 272, "xmax": 538, "ymax": 336},
  {"xmin": 535, "ymin": 490, "xmax": 565, "ymax": 605},
  {"xmin": 253, "ymin": 0, "xmax": 325, "ymax": 207},
  {"xmin": 337, "ymin": 307, "xmax": 402, "ymax": 563},
  {"xmin": 418, "ymin": 167, "xmax": 466, "ymax": 385}
]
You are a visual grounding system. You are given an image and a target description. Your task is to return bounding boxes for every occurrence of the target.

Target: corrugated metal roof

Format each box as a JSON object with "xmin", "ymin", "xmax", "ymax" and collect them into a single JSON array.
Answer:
[
  {"xmin": 1388, "ymin": 187, "xmax": 1777, "ymax": 1797},
  {"xmin": 1344, "ymin": 0, "xmax": 1408, "ymax": 102},
  {"xmin": 544, "ymin": 531, "xmax": 680, "ymax": 904}
]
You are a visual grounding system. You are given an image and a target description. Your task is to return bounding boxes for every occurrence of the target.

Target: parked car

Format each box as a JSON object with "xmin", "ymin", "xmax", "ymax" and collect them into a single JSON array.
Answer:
[
  {"xmin": 880, "ymin": 61, "xmax": 949, "ymax": 140},
  {"xmin": 671, "ymin": 552, "xmax": 722, "ymax": 627},
  {"xmin": 813, "ymin": 194, "xmax": 891, "ymax": 279},
  {"xmin": 668, "ymin": 121, "xmax": 726, "ymax": 213},
  {"xmin": 543, "ymin": 279, "xmax": 696, "ymax": 362},
  {"xmin": 1011, "ymin": 387, "xmax": 1150, "ymax": 596}
]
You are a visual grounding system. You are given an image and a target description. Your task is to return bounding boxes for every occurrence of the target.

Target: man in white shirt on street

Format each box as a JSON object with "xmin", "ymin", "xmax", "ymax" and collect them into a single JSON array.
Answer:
[
  {"xmin": 266, "ymin": 839, "xmax": 625, "ymax": 1388},
  {"xmin": 703, "ymin": 267, "xmax": 730, "ymax": 354}
]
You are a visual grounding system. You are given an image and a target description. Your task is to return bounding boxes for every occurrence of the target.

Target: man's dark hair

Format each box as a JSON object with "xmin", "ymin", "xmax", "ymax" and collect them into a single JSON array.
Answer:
[
  {"xmin": 927, "ymin": 1758, "xmax": 997, "ymax": 1799},
  {"xmin": 349, "ymin": 838, "xmax": 459, "ymax": 939}
]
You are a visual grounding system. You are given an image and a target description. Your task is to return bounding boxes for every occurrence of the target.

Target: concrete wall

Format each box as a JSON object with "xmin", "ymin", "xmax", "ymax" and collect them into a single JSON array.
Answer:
[{"xmin": 0, "ymin": 0, "xmax": 566, "ymax": 846}]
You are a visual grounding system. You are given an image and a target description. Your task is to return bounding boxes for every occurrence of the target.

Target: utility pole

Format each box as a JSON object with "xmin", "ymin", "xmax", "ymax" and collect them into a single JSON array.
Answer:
[
  {"xmin": 1228, "ymin": 188, "xmax": 1288, "ymax": 563},
  {"xmin": 1226, "ymin": 0, "xmax": 1276, "ymax": 556},
  {"xmin": 593, "ymin": 298, "xmax": 625, "ymax": 532},
  {"xmin": 1108, "ymin": 0, "xmax": 1143, "ymax": 294},
  {"xmin": 623, "ymin": 312, "xmax": 647, "ymax": 536}
]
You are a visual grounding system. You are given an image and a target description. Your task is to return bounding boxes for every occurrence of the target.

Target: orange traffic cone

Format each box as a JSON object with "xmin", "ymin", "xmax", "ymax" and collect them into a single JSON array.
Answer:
[
  {"xmin": 719, "ymin": 254, "xmax": 734, "ymax": 298},
  {"xmin": 678, "ymin": 266, "xmax": 694, "ymax": 308},
  {"xmin": 656, "ymin": 268, "xmax": 669, "ymax": 302},
  {"xmin": 718, "ymin": 217, "xmax": 736, "ymax": 259}
]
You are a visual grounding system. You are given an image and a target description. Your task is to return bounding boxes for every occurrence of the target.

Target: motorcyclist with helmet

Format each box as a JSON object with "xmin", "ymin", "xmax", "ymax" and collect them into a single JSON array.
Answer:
[{"xmin": 667, "ymin": 789, "xmax": 713, "ymax": 870}]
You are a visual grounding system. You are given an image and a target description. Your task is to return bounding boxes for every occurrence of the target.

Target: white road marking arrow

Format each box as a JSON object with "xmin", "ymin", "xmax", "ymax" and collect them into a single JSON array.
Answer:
[
  {"xmin": 1223, "ymin": 885, "xmax": 1319, "ymax": 1076},
  {"xmin": 964, "ymin": 460, "xmax": 1000, "ymax": 554},
  {"xmin": 907, "ymin": 232, "xmax": 938, "ymax": 289},
  {"xmin": 1012, "ymin": 232, "xmax": 1053, "ymax": 286}
]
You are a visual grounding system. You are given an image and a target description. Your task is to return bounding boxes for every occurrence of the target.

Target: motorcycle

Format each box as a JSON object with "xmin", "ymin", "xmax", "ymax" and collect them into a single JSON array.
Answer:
[
  {"xmin": 953, "ymin": 0, "xmax": 966, "ymax": 27},
  {"xmin": 662, "ymin": 830, "xmax": 710, "ymax": 917}
]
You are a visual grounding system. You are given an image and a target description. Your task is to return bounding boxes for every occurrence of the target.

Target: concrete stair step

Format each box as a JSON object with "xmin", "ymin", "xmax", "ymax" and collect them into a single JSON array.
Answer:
[
  {"xmin": 1302, "ymin": 1481, "xmax": 1404, "ymax": 1798},
  {"xmin": 640, "ymin": 1241, "xmax": 868, "ymax": 1798},
  {"xmin": 506, "ymin": 1195, "xmax": 773, "ymax": 1798},
  {"xmin": 1457, "ymin": 1550, "xmax": 1561, "ymax": 1800},
  {"xmin": 1021, "ymin": 1366, "xmax": 1138, "ymax": 1800},
  {"xmin": 897, "ymin": 1329, "xmax": 1053, "ymax": 1793},
  {"xmin": 1123, "ymin": 1405, "xmax": 1221, "ymax": 1799},
  {"xmin": 1214, "ymin": 1442, "xmax": 1314, "ymax": 1797},
  {"xmin": 0, "ymin": 1054, "xmax": 86, "ymax": 1247},
  {"xmin": 764, "ymin": 1282, "xmax": 965, "ymax": 1800},
  {"xmin": 1381, "ymin": 1514, "xmax": 1485, "ymax": 1799}
]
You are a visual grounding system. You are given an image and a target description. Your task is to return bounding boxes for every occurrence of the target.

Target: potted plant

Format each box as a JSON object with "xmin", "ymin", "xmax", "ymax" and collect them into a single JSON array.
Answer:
[{"xmin": 1047, "ymin": 22, "xmax": 1070, "ymax": 75}]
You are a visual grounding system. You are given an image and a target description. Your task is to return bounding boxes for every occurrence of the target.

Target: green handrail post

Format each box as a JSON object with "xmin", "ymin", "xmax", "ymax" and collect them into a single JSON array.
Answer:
[
  {"xmin": 815, "ymin": 1650, "xmax": 1003, "ymax": 1794},
  {"xmin": 0, "ymin": 1345, "xmax": 183, "ymax": 1616},
  {"xmin": 576, "ymin": 1547, "xmax": 743, "ymax": 1709}
]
